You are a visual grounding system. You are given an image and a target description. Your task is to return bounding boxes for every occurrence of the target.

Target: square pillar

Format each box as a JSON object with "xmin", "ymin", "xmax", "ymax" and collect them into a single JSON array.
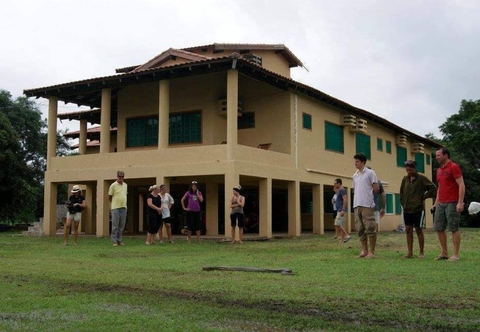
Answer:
[
  {"xmin": 96, "ymin": 180, "xmax": 110, "ymax": 237},
  {"xmin": 288, "ymin": 181, "xmax": 301, "ymax": 237},
  {"xmin": 158, "ymin": 80, "xmax": 170, "ymax": 149},
  {"xmin": 206, "ymin": 182, "xmax": 219, "ymax": 236},
  {"xmin": 259, "ymin": 178, "xmax": 272, "ymax": 238},
  {"xmin": 312, "ymin": 184, "xmax": 323, "ymax": 234},
  {"xmin": 100, "ymin": 88, "xmax": 111, "ymax": 154},
  {"xmin": 43, "ymin": 180, "xmax": 57, "ymax": 236},
  {"xmin": 224, "ymin": 172, "xmax": 238, "ymax": 238},
  {"xmin": 83, "ymin": 184, "xmax": 94, "ymax": 234}
]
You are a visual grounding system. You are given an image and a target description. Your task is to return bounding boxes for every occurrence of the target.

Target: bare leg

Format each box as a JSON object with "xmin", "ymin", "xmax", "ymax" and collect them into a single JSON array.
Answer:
[
  {"xmin": 436, "ymin": 230, "xmax": 448, "ymax": 257},
  {"xmin": 335, "ymin": 226, "xmax": 343, "ymax": 243},
  {"xmin": 359, "ymin": 238, "xmax": 368, "ymax": 257},
  {"xmin": 405, "ymin": 225, "xmax": 414, "ymax": 258},
  {"xmin": 73, "ymin": 221, "xmax": 80, "ymax": 245},
  {"xmin": 367, "ymin": 235, "xmax": 376, "ymax": 257},
  {"xmin": 231, "ymin": 226, "xmax": 236, "ymax": 243},
  {"xmin": 451, "ymin": 231, "xmax": 461, "ymax": 259},
  {"xmin": 238, "ymin": 227, "xmax": 244, "ymax": 244},
  {"xmin": 157, "ymin": 225, "xmax": 164, "ymax": 243},
  {"xmin": 196, "ymin": 230, "xmax": 201, "ymax": 242},
  {"xmin": 165, "ymin": 223, "xmax": 173, "ymax": 242},
  {"xmin": 415, "ymin": 228, "xmax": 424, "ymax": 258},
  {"xmin": 187, "ymin": 230, "xmax": 191, "ymax": 243},
  {"xmin": 63, "ymin": 219, "xmax": 72, "ymax": 245}
]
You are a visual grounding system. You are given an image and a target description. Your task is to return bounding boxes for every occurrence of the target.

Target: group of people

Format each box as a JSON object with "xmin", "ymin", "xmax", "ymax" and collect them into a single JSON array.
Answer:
[
  {"xmin": 351, "ymin": 147, "xmax": 464, "ymax": 261},
  {"xmin": 64, "ymin": 147, "xmax": 465, "ymax": 260}
]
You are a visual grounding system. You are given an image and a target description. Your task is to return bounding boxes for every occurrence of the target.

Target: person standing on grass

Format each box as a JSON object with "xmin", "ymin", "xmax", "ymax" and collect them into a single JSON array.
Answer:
[
  {"xmin": 333, "ymin": 179, "xmax": 350, "ymax": 244},
  {"xmin": 433, "ymin": 148, "xmax": 465, "ymax": 261},
  {"xmin": 230, "ymin": 185, "xmax": 245, "ymax": 244},
  {"xmin": 400, "ymin": 160, "xmax": 437, "ymax": 258},
  {"xmin": 146, "ymin": 185, "xmax": 162, "ymax": 245},
  {"xmin": 63, "ymin": 185, "xmax": 86, "ymax": 246},
  {"xmin": 352, "ymin": 153, "xmax": 379, "ymax": 258},
  {"xmin": 181, "ymin": 181, "xmax": 203, "ymax": 243},
  {"xmin": 332, "ymin": 188, "xmax": 339, "ymax": 239},
  {"xmin": 109, "ymin": 171, "xmax": 128, "ymax": 246},
  {"xmin": 158, "ymin": 184, "xmax": 175, "ymax": 243}
]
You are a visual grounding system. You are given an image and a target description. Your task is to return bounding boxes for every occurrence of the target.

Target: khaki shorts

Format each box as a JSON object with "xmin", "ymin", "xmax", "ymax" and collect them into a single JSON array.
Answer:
[
  {"xmin": 354, "ymin": 207, "xmax": 376, "ymax": 241},
  {"xmin": 334, "ymin": 214, "xmax": 345, "ymax": 227},
  {"xmin": 66, "ymin": 212, "xmax": 81, "ymax": 222},
  {"xmin": 434, "ymin": 202, "xmax": 460, "ymax": 232}
]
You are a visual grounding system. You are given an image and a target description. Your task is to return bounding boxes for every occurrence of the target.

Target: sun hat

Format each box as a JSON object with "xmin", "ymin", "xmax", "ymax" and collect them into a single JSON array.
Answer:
[{"xmin": 71, "ymin": 185, "xmax": 81, "ymax": 193}]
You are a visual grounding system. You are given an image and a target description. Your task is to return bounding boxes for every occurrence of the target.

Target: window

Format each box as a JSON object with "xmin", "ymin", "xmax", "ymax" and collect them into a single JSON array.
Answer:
[
  {"xmin": 396, "ymin": 146, "xmax": 407, "ymax": 167},
  {"xmin": 126, "ymin": 117, "xmax": 158, "ymax": 147},
  {"xmin": 238, "ymin": 112, "xmax": 255, "ymax": 129},
  {"xmin": 169, "ymin": 111, "xmax": 201, "ymax": 144},
  {"xmin": 395, "ymin": 194, "xmax": 402, "ymax": 215},
  {"xmin": 414, "ymin": 153, "xmax": 425, "ymax": 173},
  {"xmin": 377, "ymin": 138, "xmax": 383, "ymax": 151},
  {"xmin": 386, "ymin": 193, "xmax": 394, "ymax": 214},
  {"xmin": 325, "ymin": 122, "xmax": 344, "ymax": 153},
  {"xmin": 356, "ymin": 133, "xmax": 371, "ymax": 159},
  {"xmin": 426, "ymin": 154, "xmax": 431, "ymax": 165},
  {"xmin": 386, "ymin": 140, "xmax": 392, "ymax": 154},
  {"xmin": 302, "ymin": 113, "xmax": 312, "ymax": 130}
]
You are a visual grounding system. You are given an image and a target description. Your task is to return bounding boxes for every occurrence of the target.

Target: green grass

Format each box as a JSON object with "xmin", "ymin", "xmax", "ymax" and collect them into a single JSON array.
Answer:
[{"xmin": 1, "ymin": 229, "xmax": 479, "ymax": 331}]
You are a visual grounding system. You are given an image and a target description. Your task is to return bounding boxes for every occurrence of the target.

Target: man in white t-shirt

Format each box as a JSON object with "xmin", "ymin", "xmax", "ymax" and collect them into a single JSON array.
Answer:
[{"xmin": 352, "ymin": 153, "xmax": 379, "ymax": 258}]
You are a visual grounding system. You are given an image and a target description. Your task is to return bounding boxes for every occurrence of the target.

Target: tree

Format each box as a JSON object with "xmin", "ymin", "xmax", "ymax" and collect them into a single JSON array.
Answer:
[
  {"xmin": 0, "ymin": 89, "xmax": 71, "ymax": 224},
  {"xmin": 438, "ymin": 99, "xmax": 480, "ymax": 227}
]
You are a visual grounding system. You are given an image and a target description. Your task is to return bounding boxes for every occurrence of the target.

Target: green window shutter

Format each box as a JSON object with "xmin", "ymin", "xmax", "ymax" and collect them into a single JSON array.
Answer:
[
  {"xmin": 325, "ymin": 122, "xmax": 344, "ymax": 153},
  {"xmin": 415, "ymin": 153, "xmax": 425, "ymax": 173},
  {"xmin": 386, "ymin": 141, "xmax": 392, "ymax": 154},
  {"xmin": 396, "ymin": 146, "xmax": 407, "ymax": 167},
  {"xmin": 302, "ymin": 113, "xmax": 312, "ymax": 130},
  {"xmin": 395, "ymin": 194, "xmax": 402, "ymax": 215},
  {"xmin": 377, "ymin": 138, "xmax": 383, "ymax": 151},
  {"xmin": 386, "ymin": 193, "xmax": 393, "ymax": 214},
  {"xmin": 356, "ymin": 133, "xmax": 371, "ymax": 159},
  {"xmin": 426, "ymin": 154, "xmax": 431, "ymax": 165},
  {"xmin": 126, "ymin": 117, "xmax": 159, "ymax": 147},
  {"xmin": 169, "ymin": 112, "xmax": 202, "ymax": 144}
]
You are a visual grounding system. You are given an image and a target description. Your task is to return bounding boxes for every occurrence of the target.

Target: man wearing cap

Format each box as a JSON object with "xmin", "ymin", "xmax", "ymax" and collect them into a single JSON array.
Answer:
[
  {"xmin": 433, "ymin": 148, "xmax": 465, "ymax": 261},
  {"xmin": 63, "ymin": 185, "xmax": 86, "ymax": 246},
  {"xmin": 109, "ymin": 171, "xmax": 128, "ymax": 246},
  {"xmin": 400, "ymin": 160, "xmax": 437, "ymax": 258}
]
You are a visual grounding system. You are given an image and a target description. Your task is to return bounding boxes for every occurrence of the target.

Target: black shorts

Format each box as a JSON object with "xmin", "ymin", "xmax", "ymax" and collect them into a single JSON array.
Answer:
[
  {"xmin": 403, "ymin": 211, "xmax": 425, "ymax": 228},
  {"xmin": 148, "ymin": 213, "xmax": 161, "ymax": 234},
  {"xmin": 186, "ymin": 211, "xmax": 202, "ymax": 232},
  {"xmin": 230, "ymin": 212, "xmax": 245, "ymax": 227},
  {"xmin": 162, "ymin": 216, "xmax": 172, "ymax": 224}
]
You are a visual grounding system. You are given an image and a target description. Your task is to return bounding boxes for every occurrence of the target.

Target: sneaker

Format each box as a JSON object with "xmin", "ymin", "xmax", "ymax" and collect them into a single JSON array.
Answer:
[
  {"xmin": 113, "ymin": 243, "xmax": 118, "ymax": 247},
  {"xmin": 146, "ymin": 241, "xmax": 150, "ymax": 245}
]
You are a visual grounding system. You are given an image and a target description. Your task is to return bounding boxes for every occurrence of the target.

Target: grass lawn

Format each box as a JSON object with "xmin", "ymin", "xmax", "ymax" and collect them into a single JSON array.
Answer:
[{"xmin": 0, "ymin": 229, "xmax": 479, "ymax": 331}]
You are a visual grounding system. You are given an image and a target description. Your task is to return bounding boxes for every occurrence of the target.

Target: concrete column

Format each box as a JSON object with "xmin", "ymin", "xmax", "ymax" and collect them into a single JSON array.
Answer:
[
  {"xmin": 312, "ymin": 184, "xmax": 323, "ymax": 234},
  {"xmin": 259, "ymin": 178, "xmax": 272, "ymax": 238},
  {"xmin": 43, "ymin": 180, "xmax": 57, "ymax": 236},
  {"xmin": 83, "ymin": 184, "xmax": 94, "ymax": 234},
  {"xmin": 79, "ymin": 119, "xmax": 87, "ymax": 155},
  {"xmin": 288, "ymin": 181, "xmax": 301, "ymax": 237},
  {"xmin": 47, "ymin": 97, "xmax": 58, "ymax": 169},
  {"xmin": 100, "ymin": 88, "xmax": 111, "ymax": 154},
  {"xmin": 206, "ymin": 181, "xmax": 219, "ymax": 236},
  {"xmin": 226, "ymin": 69, "xmax": 238, "ymax": 160},
  {"xmin": 159, "ymin": 80, "xmax": 170, "ymax": 149},
  {"xmin": 96, "ymin": 180, "xmax": 110, "ymax": 237}
]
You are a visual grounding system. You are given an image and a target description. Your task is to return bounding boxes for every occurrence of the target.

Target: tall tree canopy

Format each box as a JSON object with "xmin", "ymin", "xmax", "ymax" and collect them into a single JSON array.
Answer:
[
  {"xmin": 0, "ymin": 90, "xmax": 70, "ymax": 223},
  {"xmin": 438, "ymin": 99, "xmax": 480, "ymax": 226}
]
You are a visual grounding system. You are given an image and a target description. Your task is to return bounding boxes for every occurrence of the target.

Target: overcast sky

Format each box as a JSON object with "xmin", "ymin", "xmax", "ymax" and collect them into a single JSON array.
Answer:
[{"xmin": 1, "ymin": 0, "xmax": 479, "ymax": 138}]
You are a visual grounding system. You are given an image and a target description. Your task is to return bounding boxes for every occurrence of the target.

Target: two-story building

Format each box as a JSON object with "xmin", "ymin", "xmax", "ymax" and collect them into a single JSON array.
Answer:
[{"xmin": 24, "ymin": 43, "xmax": 441, "ymax": 238}]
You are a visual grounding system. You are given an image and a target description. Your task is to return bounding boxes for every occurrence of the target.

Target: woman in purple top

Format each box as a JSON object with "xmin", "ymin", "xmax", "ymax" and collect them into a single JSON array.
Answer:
[{"xmin": 181, "ymin": 181, "xmax": 203, "ymax": 242}]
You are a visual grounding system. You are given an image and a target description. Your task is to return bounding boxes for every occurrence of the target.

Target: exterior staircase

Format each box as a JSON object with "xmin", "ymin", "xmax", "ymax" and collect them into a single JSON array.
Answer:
[{"xmin": 22, "ymin": 221, "xmax": 44, "ymax": 236}]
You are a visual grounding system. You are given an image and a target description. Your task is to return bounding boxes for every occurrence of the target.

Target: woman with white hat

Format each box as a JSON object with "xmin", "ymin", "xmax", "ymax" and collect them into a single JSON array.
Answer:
[{"xmin": 63, "ymin": 185, "xmax": 86, "ymax": 246}]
